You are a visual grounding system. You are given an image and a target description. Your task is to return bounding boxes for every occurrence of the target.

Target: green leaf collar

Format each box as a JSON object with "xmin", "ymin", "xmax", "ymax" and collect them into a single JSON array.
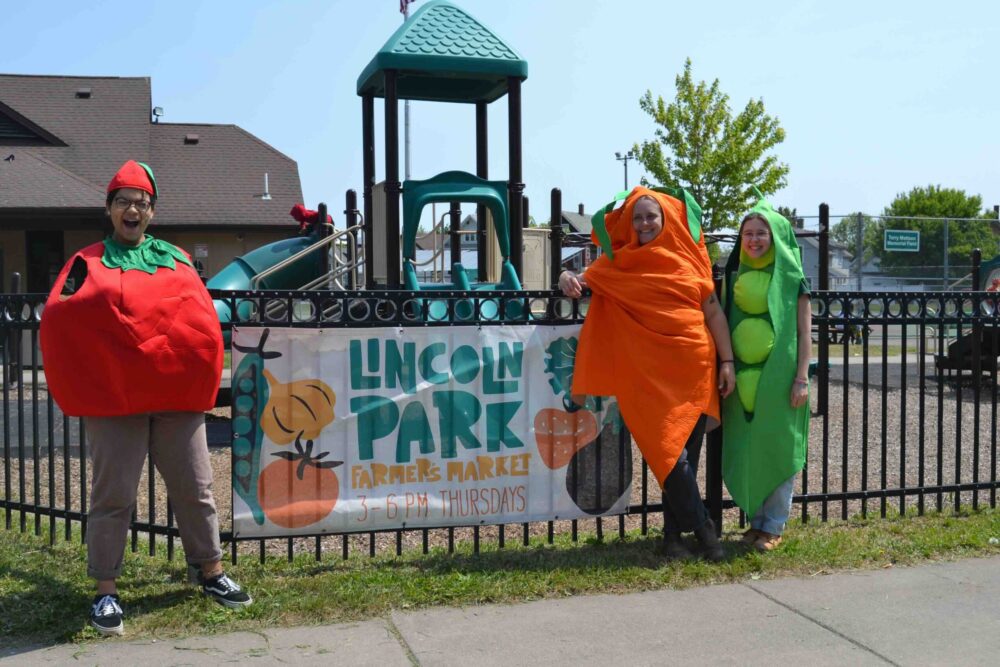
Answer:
[{"xmin": 102, "ymin": 235, "xmax": 193, "ymax": 274}]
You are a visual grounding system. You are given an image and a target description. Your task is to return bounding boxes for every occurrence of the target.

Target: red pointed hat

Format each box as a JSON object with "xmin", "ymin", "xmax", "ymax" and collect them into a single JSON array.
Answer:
[{"xmin": 107, "ymin": 160, "xmax": 157, "ymax": 196}]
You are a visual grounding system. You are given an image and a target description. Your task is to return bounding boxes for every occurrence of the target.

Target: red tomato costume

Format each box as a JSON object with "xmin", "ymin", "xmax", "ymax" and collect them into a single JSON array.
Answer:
[{"xmin": 40, "ymin": 161, "xmax": 223, "ymax": 417}]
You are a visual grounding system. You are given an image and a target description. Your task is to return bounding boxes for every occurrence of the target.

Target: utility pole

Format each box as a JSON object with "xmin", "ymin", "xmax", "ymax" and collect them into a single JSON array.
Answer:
[
  {"xmin": 615, "ymin": 151, "xmax": 635, "ymax": 191},
  {"xmin": 402, "ymin": 2, "xmax": 412, "ymax": 182}
]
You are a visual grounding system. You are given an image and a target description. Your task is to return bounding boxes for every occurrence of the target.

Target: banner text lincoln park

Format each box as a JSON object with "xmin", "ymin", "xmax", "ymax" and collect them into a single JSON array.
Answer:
[
  {"xmin": 348, "ymin": 337, "xmax": 530, "ymax": 518},
  {"xmin": 230, "ymin": 326, "xmax": 628, "ymax": 537}
]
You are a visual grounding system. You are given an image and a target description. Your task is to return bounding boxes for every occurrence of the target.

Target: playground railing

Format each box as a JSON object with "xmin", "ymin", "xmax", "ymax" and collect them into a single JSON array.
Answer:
[
  {"xmin": 2, "ymin": 288, "xmax": 999, "ymax": 563},
  {"xmin": 251, "ymin": 222, "xmax": 366, "ymax": 293}
]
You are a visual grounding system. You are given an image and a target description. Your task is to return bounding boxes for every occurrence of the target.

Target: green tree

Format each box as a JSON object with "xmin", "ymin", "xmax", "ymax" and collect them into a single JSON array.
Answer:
[
  {"xmin": 634, "ymin": 58, "xmax": 789, "ymax": 231},
  {"xmin": 831, "ymin": 212, "xmax": 879, "ymax": 266},
  {"xmin": 776, "ymin": 206, "xmax": 803, "ymax": 229},
  {"xmin": 872, "ymin": 185, "xmax": 996, "ymax": 279}
]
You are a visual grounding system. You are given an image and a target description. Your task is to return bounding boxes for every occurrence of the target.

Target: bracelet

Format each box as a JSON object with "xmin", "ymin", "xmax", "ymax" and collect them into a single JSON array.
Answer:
[
  {"xmin": 719, "ymin": 359, "xmax": 734, "ymax": 364},
  {"xmin": 794, "ymin": 378, "xmax": 809, "ymax": 385}
]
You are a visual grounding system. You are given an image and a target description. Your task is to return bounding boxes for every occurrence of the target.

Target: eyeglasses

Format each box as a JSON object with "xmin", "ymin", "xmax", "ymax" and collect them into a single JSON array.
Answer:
[
  {"xmin": 112, "ymin": 197, "xmax": 151, "ymax": 213},
  {"xmin": 741, "ymin": 231, "xmax": 770, "ymax": 241}
]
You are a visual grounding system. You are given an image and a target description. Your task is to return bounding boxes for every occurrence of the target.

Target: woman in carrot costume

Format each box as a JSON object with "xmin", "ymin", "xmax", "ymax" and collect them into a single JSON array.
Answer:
[
  {"xmin": 722, "ymin": 196, "xmax": 811, "ymax": 552},
  {"xmin": 559, "ymin": 186, "xmax": 735, "ymax": 560}
]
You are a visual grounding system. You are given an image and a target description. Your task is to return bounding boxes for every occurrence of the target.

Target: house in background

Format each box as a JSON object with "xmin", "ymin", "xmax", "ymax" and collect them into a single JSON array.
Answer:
[
  {"xmin": 0, "ymin": 74, "xmax": 304, "ymax": 292},
  {"xmin": 799, "ymin": 236, "xmax": 852, "ymax": 289},
  {"xmin": 412, "ymin": 203, "xmax": 592, "ymax": 277}
]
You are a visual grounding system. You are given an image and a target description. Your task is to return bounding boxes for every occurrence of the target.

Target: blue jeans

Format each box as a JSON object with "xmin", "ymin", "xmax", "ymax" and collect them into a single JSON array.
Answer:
[
  {"xmin": 750, "ymin": 473, "xmax": 796, "ymax": 536},
  {"xmin": 662, "ymin": 415, "xmax": 708, "ymax": 534}
]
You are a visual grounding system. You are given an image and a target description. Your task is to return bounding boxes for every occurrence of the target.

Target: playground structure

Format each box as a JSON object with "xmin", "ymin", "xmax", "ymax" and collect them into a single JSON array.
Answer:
[
  {"xmin": 201, "ymin": 0, "xmax": 1000, "ymax": 385},
  {"xmin": 355, "ymin": 0, "xmax": 529, "ymax": 295},
  {"xmin": 207, "ymin": 0, "xmax": 566, "ymax": 325}
]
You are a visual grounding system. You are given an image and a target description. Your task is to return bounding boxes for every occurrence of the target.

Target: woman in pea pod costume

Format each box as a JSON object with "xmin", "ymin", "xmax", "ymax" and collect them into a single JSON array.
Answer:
[{"xmin": 722, "ymin": 195, "xmax": 811, "ymax": 552}]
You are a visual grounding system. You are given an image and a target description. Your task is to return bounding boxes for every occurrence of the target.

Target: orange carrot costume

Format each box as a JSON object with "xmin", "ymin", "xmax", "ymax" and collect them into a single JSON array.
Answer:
[{"xmin": 571, "ymin": 186, "xmax": 719, "ymax": 487}]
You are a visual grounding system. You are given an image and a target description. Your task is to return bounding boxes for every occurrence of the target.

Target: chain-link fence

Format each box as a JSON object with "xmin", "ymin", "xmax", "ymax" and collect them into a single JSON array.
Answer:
[{"xmin": 822, "ymin": 213, "xmax": 1000, "ymax": 292}]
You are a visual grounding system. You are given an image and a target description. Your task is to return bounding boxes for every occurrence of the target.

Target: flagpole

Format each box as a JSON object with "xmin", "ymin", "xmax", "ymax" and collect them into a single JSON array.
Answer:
[{"xmin": 403, "ymin": 2, "xmax": 411, "ymax": 183}]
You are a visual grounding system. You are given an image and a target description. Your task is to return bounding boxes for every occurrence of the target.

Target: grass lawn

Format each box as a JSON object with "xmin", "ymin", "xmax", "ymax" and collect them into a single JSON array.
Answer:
[{"xmin": 2, "ymin": 509, "xmax": 999, "ymax": 646}]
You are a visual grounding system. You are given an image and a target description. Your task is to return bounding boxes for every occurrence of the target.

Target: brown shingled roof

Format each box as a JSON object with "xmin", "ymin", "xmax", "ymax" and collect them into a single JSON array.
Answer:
[
  {"xmin": 0, "ymin": 149, "xmax": 104, "ymax": 208},
  {"xmin": 150, "ymin": 123, "xmax": 302, "ymax": 228},
  {"xmin": 0, "ymin": 74, "xmax": 151, "ymax": 187},
  {"xmin": 0, "ymin": 73, "xmax": 302, "ymax": 228}
]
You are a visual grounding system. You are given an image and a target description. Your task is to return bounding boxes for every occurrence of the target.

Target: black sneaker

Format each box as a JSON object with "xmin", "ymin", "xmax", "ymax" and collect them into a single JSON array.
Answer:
[
  {"xmin": 89, "ymin": 594, "xmax": 124, "ymax": 636},
  {"xmin": 199, "ymin": 572, "xmax": 253, "ymax": 608}
]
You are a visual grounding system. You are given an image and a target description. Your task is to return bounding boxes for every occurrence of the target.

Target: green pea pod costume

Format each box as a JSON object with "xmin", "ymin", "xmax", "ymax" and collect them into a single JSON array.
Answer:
[{"xmin": 722, "ymin": 194, "xmax": 809, "ymax": 519}]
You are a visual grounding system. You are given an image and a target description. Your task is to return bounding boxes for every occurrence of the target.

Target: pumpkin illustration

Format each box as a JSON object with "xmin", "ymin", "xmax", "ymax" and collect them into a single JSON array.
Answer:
[
  {"xmin": 534, "ymin": 408, "xmax": 599, "ymax": 469},
  {"xmin": 259, "ymin": 436, "xmax": 343, "ymax": 528},
  {"xmin": 260, "ymin": 370, "xmax": 336, "ymax": 445}
]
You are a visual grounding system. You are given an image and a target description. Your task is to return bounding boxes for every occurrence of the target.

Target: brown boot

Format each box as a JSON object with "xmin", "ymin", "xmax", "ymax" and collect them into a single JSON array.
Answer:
[{"xmin": 694, "ymin": 518, "xmax": 725, "ymax": 562}]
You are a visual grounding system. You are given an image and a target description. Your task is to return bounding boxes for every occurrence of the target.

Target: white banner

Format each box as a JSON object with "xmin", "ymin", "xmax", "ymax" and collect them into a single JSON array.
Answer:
[{"xmin": 231, "ymin": 325, "xmax": 630, "ymax": 537}]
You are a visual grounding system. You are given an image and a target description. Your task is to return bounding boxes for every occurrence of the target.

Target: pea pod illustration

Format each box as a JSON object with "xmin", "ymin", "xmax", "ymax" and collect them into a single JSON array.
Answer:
[
  {"xmin": 231, "ymin": 328, "xmax": 281, "ymax": 525},
  {"xmin": 722, "ymin": 194, "xmax": 810, "ymax": 520}
]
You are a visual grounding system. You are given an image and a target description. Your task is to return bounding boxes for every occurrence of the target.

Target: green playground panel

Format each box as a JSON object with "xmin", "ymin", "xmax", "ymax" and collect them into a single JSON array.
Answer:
[
  {"xmin": 402, "ymin": 170, "xmax": 512, "ymax": 259},
  {"xmin": 401, "ymin": 170, "xmax": 524, "ymax": 321}
]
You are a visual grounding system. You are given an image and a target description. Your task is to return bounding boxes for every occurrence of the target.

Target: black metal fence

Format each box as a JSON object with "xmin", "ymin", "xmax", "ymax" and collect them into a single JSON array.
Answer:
[{"xmin": 2, "ymin": 285, "xmax": 999, "ymax": 564}]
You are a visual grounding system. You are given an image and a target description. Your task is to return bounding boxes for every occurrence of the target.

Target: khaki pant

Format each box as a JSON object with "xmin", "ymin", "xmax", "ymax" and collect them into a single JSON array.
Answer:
[{"xmin": 84, "ymin": 412, "xmax": 222, "ymax": 580}]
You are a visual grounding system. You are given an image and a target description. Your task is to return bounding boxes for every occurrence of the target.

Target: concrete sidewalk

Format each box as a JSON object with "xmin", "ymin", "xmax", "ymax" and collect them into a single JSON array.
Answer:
[{"xmin": 4, "ymin": 555, "xmax": 999, "ymax": 666}]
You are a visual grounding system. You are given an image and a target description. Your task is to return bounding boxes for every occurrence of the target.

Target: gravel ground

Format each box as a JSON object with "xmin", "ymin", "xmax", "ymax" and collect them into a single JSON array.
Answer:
[{"xmin": 3, "ymin": 371, "xmax": 998, "ymax": 561}]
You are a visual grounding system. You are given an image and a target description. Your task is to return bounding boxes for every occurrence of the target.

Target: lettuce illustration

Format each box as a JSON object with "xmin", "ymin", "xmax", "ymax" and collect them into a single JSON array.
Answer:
[
  {"xmin": 544, "ymin": 336, "xmax": 610, "ymax": 414},
  {"xmin": 543, "ymin": 336, "xmax": 579, "ymax": 397}
]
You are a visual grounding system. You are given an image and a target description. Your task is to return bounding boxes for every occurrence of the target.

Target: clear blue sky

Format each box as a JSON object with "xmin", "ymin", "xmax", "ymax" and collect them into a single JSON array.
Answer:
[{"xmin": 4, "ymin": 0, "xmax": 998, "ymax": 228}]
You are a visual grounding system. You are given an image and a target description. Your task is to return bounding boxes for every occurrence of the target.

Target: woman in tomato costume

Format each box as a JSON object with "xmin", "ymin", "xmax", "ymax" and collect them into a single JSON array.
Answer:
[{"xmin": 40, "ymin": 160, "xmax": 252, "ymax": 636}]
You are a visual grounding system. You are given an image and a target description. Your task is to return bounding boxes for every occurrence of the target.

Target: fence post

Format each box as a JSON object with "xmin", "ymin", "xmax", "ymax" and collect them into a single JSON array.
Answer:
[
  {"xmin": 549, "ymin": 188, "xmax": 563, "ymax": 289},
  {"xmin": 972, "ymin": 248, "xmax": 982, "ymax": 380},
  {"xmin": 9, "ymin": 273, "xmax": 22, "ymax": 384},
  {"xmin": 943, "ymin": 219, "xmax": 950, "ymax": 289},
  {"xmin": 706, "ymin": 266, "xmax": 725, "ymax": 535},
  {"xmin": 449, "ymin": 202, "xmax": 462, "ymax": 272},
  {"xmin": 317, "ymin": 203, "xmax": 331, "ymax": 286},
  {"xmin": 817, "ymin": 205, "xmax": 829, "ymax": 418},
  {"xmin": 344, "ymin": 190, "xmax": 358, "ymax": 290},
  {"xmin": 855, "ymin": 212, "xmax": 863, "ymax": 291}
]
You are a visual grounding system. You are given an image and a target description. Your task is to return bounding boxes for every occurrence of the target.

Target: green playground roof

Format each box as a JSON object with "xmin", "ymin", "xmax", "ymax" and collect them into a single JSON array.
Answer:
[{"xmin": 357, "ymin": 0, "xmax": 527, "ymax": 104}]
